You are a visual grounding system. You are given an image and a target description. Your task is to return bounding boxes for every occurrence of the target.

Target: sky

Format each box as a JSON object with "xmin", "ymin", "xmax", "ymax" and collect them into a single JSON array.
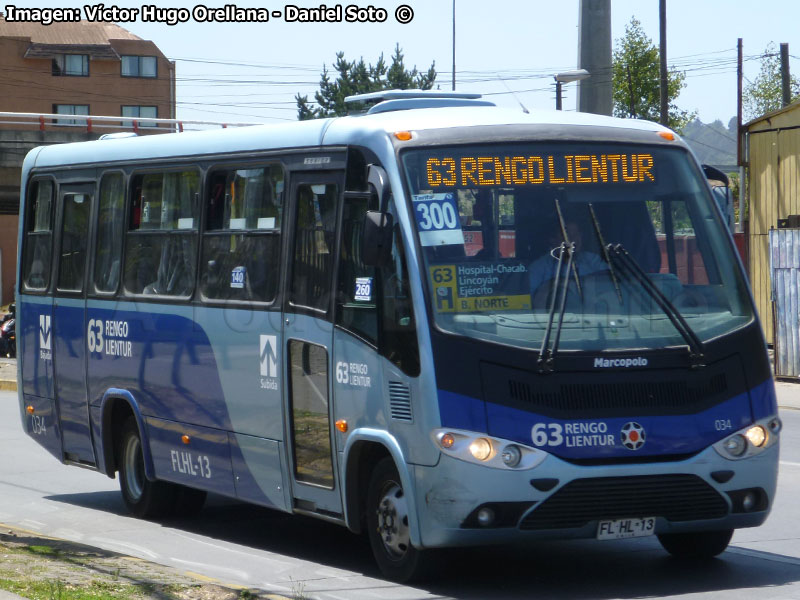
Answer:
[{"xmin": 2, "ymin": 0, "xmax": 799, "ymax": 128}]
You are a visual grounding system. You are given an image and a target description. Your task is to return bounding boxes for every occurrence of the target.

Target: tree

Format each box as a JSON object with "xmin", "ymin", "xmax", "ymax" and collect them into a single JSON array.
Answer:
[
  {"xmin": 611, "ymin": 17, "xmax": 694, "ymax": 132},
  {"xmin": 743, "ymin": 43, "xmax": 800, "ymax": 121},
  {"xmin": 296, "ymin": 45, "xmax": 436, "ymax": 120}
]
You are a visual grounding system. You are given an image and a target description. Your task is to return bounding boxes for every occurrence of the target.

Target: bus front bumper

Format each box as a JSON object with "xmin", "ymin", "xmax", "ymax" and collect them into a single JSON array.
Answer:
[{"xmin": 411, "ymin": 442, "xmax": 778, "ymax": 549}]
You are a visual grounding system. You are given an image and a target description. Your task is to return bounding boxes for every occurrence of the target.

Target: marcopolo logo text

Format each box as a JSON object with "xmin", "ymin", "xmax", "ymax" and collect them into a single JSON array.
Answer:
[{"xmin": 593, "ymin": 357, "xmax": 648, "ymax": 368}]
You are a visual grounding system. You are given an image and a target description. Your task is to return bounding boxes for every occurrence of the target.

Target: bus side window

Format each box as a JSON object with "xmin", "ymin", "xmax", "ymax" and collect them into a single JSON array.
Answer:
[
  {"xmin": 22, "ymin": 179, "xmax": 54, "ymax": 292},
  {"xmin": 290, "ymin": 183, "xmax": 339, "ymax": 312},
  {"xmin": 380, "ymin": 218, "xmax": 420, "ymax": 376},
  {"xmin": 93, "ymin": 172, "xmax": 125, "ymax": 293},
  {"xmin": 335, "ymin": 194, "xmax": 378, "ymax": 345},
  {"xmin": 200, "ymin": 164, "xmax": 284, "ymax": 302},
  {"xmin": 57, "ymin": 193, "xmax": 91, "ymax": 292},
  {"xmin": 123, "ymin": 170, "xmax": 199, "ymax": 297}
]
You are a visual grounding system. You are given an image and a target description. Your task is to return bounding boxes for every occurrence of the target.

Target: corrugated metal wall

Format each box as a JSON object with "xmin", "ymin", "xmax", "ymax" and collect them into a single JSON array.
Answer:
[
  {"xmin": 747, "ymin": 106, "xmax": 800, "ymax": 345},
  {"xmin": 770, "ymin": 228, "xmax": 800, "ymax": 376}
]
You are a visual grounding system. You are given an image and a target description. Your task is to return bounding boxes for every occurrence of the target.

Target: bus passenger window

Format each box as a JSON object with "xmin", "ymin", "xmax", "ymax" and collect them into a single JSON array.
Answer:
[
  {"xmin": 123, "ymin": 170, "xmax": 199, "ymax": 297},
  {"xmin": 22, "ymin": 180, "xmax": 54, "ymax": 292},
  {"xmin": 335, "ymin": 194, "xmax": 378, "ymax": 345},
  {"xmin": 93, "ymin": 173, "xmax": 125, "ymax": 293},
  {"xmin": 57, "ymin": 193, "xmax": 91, "ymax": 292},
  {"xmin": 289, "ymin": 183, "xmax": 338, "ymax": 312},
  {"xmin": 200, "ymin": 165, "xmax": 284, "ymax": 302}
]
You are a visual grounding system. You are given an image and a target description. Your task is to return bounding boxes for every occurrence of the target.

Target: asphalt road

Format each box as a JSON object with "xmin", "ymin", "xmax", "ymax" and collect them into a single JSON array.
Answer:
[{"xmin": 2, "ymin": 386, "xmax": 800, "ymax": 599}]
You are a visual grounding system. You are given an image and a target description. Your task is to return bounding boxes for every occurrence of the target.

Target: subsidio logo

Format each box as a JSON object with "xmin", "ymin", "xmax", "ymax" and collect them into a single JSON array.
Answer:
[
  {"xmin": 39, "ymin": 315, "xmax": 52, "ymax": 360},
  {"xmin": 620, "ymin": 422, "xmax": 646, "ymax": 450},
  {"xmin": 593, "ymin": 357, "xmax": 648, "ymax": 368},
  {"xmin": 259, "ymin": 335, "xmax": 278, "ymax": 390}
]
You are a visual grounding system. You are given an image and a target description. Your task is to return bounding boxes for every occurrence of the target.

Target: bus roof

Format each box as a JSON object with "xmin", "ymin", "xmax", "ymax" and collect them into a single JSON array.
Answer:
[{"xmin": 25, "ymin": 103, "xmax": 676, "ymax": 171}]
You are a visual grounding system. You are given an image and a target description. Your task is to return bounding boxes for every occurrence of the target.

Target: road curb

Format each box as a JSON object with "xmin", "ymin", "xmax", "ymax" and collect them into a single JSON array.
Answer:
[{"xmin": 0, "ymin": 380, "xmax": 16, "ymax": 392}]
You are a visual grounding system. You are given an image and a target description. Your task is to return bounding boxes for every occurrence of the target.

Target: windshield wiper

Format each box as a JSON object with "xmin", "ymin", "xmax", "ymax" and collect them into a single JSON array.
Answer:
[
  {"xmin": 587, "ymin": 203, "xmax": 622, "ymax": 304},
  {"xmin": 606, "ymin": 243, "xmax": 705, "ymax": 367},
  {"xmin": 538, "ymin": 198, "xmax": 580, "ymax": 374}
]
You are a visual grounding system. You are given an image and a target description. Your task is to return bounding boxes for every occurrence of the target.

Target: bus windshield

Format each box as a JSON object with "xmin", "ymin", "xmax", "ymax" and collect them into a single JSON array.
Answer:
[{"xmin": 402, "ymin": 142, "xmax": 753, "ymax": 352}]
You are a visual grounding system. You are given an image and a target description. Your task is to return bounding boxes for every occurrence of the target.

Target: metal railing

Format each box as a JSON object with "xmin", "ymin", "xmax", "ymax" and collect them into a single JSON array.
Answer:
[{"xmin": 0, "ymin": 111, "xmax": 263, "ymax": 133}]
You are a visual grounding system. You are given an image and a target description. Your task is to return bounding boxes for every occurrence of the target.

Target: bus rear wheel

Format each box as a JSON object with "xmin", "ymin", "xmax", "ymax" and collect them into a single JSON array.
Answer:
[
  {"xmin": 118, "ymin": 417, "xmax": 177, "ymax": 518},
  {"xmin": 657, "ymin": 529, "xmax": 734, "ymax": 559},
  {"xmin": 366, "ymin": 457, "xmax": 429, "ymax": 582}
]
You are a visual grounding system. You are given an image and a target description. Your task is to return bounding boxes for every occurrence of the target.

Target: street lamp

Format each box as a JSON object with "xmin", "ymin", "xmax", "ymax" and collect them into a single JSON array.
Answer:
[{"xmin": 554, "ymin": 69, "xmax": 590, "ymax": 110}]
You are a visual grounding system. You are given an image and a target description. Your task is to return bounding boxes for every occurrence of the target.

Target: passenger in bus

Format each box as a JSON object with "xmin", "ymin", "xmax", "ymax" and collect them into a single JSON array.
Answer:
[
  {"xmin": 528, "ymin": 218, "xmax": 608, "ymax": 304},
  {"xmin": 471, "ymin": 190, "xmax": 497, "ymax": 260}
]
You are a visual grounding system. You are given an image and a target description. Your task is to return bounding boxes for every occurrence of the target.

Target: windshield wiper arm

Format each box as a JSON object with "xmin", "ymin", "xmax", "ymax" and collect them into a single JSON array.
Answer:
[
  {"xmin": 555, "ymin": 198, "xmax": 582, "ymax": 298},
  {"xmin": 538, "ymin": 198, "xmax": 578, "ymax": 374},
  {"xmin": 587, "ymin": 203, "xmax": 623, "ymax": 303},
  {"xmin": 606, "ymin": 243, "xmax": 705, "ymax": 367},
  {"xmin": 538, "ymin": 239, "xmax": 575, "ymax": 373}
]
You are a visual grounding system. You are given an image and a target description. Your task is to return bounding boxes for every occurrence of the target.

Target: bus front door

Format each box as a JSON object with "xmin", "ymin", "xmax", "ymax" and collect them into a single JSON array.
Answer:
[
  {"xmin": 53, "ymin": 183, "xmax": 95, "ymax": 465},
  {"xmin": 283, "ymin": 173, "xmax": 343, "ymax": 516}
]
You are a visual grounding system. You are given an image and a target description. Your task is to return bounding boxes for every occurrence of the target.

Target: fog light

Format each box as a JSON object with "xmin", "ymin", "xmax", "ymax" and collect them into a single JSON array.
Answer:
[
  {"xmin": 501, "ymin": 444, "xmax": 522, "ymax": 468},
  {"xmin": 469, "ymin": 438, "xmax": 492, "ymax": 461},
  {"xmin": 440, "ymin": 433, "xmax": 455, "ymax": 449},
  {"xmin": 476, "ymin": 507, "xmax": 495, "ymax": 527},
  {"xmin": 742, "ymin": 492, "xmax": 757, "ymax": 512},
  {"xmin": 724, "ymin": 435, "xmax": 747, "ymax": 457},
  {"xmin": 745, "ymin": 425, "xmax": 767, "ymax": 448}
]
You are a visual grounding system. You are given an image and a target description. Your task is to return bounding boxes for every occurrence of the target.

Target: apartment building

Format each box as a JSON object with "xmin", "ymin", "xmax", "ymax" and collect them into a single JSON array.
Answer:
[{"xmin": 0, "ymin": 15, "xmax": 175, "ymax": 305}]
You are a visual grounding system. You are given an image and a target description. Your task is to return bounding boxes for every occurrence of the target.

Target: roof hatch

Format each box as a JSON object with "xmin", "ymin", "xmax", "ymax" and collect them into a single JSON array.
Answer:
[{"xmin": 344, "ymin": 89, "xmax": 496, "ymax": 114}]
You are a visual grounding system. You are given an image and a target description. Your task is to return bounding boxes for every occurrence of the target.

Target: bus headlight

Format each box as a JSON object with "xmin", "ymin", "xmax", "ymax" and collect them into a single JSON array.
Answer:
[
  {"xmin": 722, "ymin": 435, "xmax": 747, "ymax": 457},
  {"xmin": 713, "ymin": 417, "xmax": 779, "ymax": 461},
  {"xmin": 501, "ymin": 444, "xmax": 522, "ymax": 467},
  {"xmin": 431, "ymin": 429, "xmax": 546, "ymax": 470},
  {"xmin": 469, "ymin": 438, "xmax": 493, "ymax": 461},
  {"xmin": 745, "ymin": 425, "xmax": 767, "ymax": 448}
]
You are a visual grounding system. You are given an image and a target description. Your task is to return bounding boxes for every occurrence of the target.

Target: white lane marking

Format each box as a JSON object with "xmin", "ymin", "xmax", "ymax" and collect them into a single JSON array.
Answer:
[
  {"xmin": 19, "ymin": 519, "xmax": 44, "ymax": 530},
  {"xmin": 780, "ymin": 461, "xmax": 800, "ymax": 467},
  {"xmin": 88, "ymin": 537, "xmax": 159, "ymax": 560}
]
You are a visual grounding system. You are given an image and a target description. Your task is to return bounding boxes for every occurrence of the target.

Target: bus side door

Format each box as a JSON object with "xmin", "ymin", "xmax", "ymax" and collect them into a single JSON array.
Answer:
[
  {"xmin": 52, "ymin": 183, "xmax": 95, "ymax": 465},
  {"xmin": 282, "ymin": 171, "xmax": 344, "ymax": 516}
]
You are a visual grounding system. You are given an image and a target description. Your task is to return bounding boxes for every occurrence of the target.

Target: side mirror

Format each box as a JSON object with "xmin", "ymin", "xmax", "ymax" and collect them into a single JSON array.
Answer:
[
  {"xmin": 367, "ymin": 164, "xmax": 390, "ymax": 211},
  {"xmin": 362, "ymin": 210, "xmax": 394, "ymax": 267},
  {"xmin": 702, "ymin": 164, "xmax": 734, "ymax": 231}
]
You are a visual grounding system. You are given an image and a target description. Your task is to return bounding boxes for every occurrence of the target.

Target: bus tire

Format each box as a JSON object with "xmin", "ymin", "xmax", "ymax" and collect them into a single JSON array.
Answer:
[
  {"xmin": 118, "ymin": 417, "xmax": 177, "ymax": 519},
  {"xmin": 366, "ymin": 457, "xmax": 429, "ymax": 582},
  {"xmin": 657, "ymin": 529, "xmax": 734, "ymax": 559}
]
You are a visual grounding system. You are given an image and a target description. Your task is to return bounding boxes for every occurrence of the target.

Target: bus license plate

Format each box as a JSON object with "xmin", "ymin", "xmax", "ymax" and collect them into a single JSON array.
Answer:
[{"xmin": 597, "ymin": 517, "xmax": 656, "ymax": 540}]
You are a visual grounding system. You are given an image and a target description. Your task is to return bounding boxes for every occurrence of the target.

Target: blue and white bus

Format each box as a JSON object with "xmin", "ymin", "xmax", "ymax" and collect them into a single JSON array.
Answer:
[{"xmin": 17, "ymin": 91, "xmax": 779, "ymax": 581}]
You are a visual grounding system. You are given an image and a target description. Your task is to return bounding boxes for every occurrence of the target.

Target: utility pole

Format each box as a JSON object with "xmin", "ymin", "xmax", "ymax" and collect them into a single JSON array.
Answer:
[
  {"xmin": 737, "ymin": 38, "xmax": 743, "ymax": 166},
  {"xmin": 577, "ymin": 0, "xmax": 612, "ymax": 115},
  {"xmin": 659, "ymin": 0, "xmax": 668, "ymax": 126},
  {"xmin": 451, "ymin": 0, "xmax": 456, "ymax": 91},
  {"xmin": 780, "ymin": 43, "xmax": 791, "ymax": 107}
]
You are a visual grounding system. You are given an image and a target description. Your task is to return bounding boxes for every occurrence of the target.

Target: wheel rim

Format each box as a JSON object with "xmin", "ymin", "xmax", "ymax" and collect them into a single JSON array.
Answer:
[
  {"xmin": 123, "ymin": 435, "xmax": 144, "ymax": 501},
  {"xmin": 375, "ymin": 481, "xmax": 410, "ymax": 560}
]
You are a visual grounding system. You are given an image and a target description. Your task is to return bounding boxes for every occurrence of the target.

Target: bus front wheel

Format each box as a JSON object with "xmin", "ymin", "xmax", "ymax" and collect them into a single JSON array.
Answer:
[
  {"xmin": 366, "ymin": 457, "xmax": 429, "ymax": 582},
  {"xmin": 657, "ymin": 529, "xmax": 734, "ymax": 559},
  {"xmin": 118, "ymin": 417, "xmax": 177, "ymax": 518}
]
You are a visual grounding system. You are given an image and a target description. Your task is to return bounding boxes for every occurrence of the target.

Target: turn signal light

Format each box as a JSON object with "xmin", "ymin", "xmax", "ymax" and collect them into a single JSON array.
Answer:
[
  {"xmin": 394, "ymin": 131, "xmax": 412, "ymax": 141},
  {"xmin": 335, "ymin": 419, "xmax": 348, "ymax": 433},
  {"xmin": 181, "ymin": 435, "xmax": 191, "ymax": 445},
  {"xmin": 26, "ymin": 406, "xmax": 34, "ymax": 415},
  {"xmin": 658, "ymin": 131, "xmax": 675, "ymax": 141}
]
